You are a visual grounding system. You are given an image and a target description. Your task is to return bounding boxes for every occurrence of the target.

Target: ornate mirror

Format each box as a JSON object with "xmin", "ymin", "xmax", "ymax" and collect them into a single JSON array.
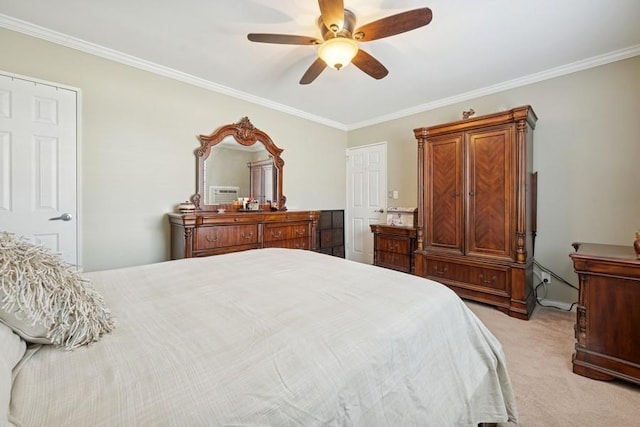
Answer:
[{"xmin": 193, "ymin": 117, "xmax": 286, "ymax": 211}]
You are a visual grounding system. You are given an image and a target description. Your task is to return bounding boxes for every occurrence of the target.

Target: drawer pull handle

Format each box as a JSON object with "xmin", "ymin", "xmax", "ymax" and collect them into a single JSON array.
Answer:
[
  {"xmin": 433, "ymin": 266, "xmax": 448, "ymax": 276},
  {"xmin": 295, "ymin": 229, "xmax": 305, "ymax": 236},
  {"xmin": 270, "ymin": 230, "xmax": 283, "ymax": 239},
  {"xmin": 479, "ymin": 274, "xmax": 496, "ymax": 284},
  {"xmin": 391, "ymin": 242, "xmax": 399, "ymax": 250},
  {"xmin": 241, "ymin": 232, "xmax": 254, "ymax": 240},
  {"xmin": 205, "ymin": 234, "xmax": 219, "ymax": 243}
]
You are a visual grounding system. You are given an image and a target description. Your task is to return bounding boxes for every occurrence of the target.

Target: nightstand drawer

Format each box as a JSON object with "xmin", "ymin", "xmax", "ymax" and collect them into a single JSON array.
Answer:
[
  {"xmin": 195, "ymin": 224, "xmax": 258, "ymax": 249},
  {"xmin": 376, "ymin": 236, "xmax": 410, "ymax": 254},
  {"xmin": 376, "ymin": 251, "xmax": 411, "ymax": 272}
]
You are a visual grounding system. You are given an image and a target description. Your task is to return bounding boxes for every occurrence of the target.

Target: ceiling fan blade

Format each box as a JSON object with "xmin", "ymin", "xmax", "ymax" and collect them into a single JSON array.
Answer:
[
  {"xmin": 354, "ymin": 7, "xmax": 433, "ymax": 41},
  {"xmin": 318, "ymin": 0, "xmax": 345, "ymax": 32},
  {"xmin": 299, "ymin": 57, "xmax": 328, "ymax": 85},
  {"xmin": 247, "ymin": 33, "xmax": 321, "ymax": 45},
  {"xmin": 351, "ymin": 49, "xmax": 389, "ymax": 80}
]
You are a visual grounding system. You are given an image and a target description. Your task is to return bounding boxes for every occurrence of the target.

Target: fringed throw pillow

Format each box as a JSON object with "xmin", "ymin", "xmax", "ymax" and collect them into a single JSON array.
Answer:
[{"xmin": 0, "ymin": 232, "xmax": 114, "ymax": 350}]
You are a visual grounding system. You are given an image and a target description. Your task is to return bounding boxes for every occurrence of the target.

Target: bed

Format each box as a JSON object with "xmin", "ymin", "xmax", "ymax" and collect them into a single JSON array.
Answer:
[{"xmin": 3, "ymin": 247, "xmax": 518, "ymax": 426}]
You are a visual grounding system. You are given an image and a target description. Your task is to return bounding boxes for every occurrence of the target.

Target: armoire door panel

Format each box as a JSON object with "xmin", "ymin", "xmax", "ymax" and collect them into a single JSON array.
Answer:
[
  {"xmin": 427, "ymin": 135, "xmax": 463, "ymax": 254},
  {"xmin": 466, "ymin": 128, "xmax": 513, "ymax": 259}
]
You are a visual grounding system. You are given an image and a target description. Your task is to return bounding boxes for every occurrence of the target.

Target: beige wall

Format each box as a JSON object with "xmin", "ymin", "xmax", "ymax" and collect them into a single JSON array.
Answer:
[
  {"xmin": 3, "ymin": 28, "xmax": 639, "ymax": 305},
  {"xmin": 0, "ymin": 29, "xmax": 347, "ymax": 272},
  {"xmin": 348, "ymin": 56, "xmax": 640, "ymax": 303}
]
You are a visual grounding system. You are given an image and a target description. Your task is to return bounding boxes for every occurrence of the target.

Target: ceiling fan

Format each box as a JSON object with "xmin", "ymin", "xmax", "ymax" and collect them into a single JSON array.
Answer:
[{"xmin": 247, "ymin": 0, "xmax": 433, "ymax": 84}]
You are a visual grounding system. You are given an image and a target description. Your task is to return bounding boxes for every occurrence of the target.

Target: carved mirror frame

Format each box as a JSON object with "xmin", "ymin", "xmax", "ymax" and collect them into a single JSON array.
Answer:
[{"xmin": 193, "ymin": 117, "xmax": 286, "ymax": 211}]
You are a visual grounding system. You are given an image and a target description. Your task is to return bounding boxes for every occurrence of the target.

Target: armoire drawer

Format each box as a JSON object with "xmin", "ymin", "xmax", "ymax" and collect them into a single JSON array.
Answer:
[
  {"xmin": 264, "ymin": 222, "xmax": 310, "ymax": 242},
  {"xmin": 424, "ymin": 258, "xmax": 508, "ymax": 292},
  {"xmin": 195, "ymin": 224, "xmax": 258, "ymax": 249}
]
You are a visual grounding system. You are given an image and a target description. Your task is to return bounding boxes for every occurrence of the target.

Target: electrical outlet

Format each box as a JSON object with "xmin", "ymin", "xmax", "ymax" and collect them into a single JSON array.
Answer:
[{"xmin": 541, "ymin": 271, "xmax": 551, "ymax": 283}]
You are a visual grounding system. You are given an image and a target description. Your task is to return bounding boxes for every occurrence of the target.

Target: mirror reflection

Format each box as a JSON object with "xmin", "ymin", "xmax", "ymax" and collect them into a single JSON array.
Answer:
[{"xmin": 204, "ymin": 138, "xmax": 275, "ymax": 205}]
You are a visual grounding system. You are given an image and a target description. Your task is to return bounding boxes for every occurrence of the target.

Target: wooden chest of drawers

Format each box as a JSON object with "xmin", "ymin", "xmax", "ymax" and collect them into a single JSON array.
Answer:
[
  {"xmin": 169, "ymin": 211, "xmax": 319, "ymax": 258},
  {"xmin": 570, "ymin": 242, "xmax": 640, "ymax": 385},
  {"xmin": 370, "ymin": 224, "xmax": 417, "ymax": 273}
]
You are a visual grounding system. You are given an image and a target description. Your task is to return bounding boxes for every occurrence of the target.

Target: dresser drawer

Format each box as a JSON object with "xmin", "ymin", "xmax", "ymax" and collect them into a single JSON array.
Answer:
[
  {"xmin": 264, "ymin": 222, "xmax": 310, "ymax": 242},
  {"xmin": 264, "ymin": 237, "xmax": 309, "ymax": 250},
  {"xmin": 424, "ymin": 258, "xmax": 508, "ymax": 292},
  {"xmin": 376, "ymin": 236, "xmax": 410, "ymax": 254},
  {"xmin": 195, "ymin": 224, "xmax": 258, "ymax": 249}
]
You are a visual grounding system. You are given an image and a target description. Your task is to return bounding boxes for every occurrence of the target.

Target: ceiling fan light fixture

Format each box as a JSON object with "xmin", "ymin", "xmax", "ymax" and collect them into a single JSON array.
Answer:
[{"xmin": 318, "ymin": 37, "xmax": 358, "ymax": 70}]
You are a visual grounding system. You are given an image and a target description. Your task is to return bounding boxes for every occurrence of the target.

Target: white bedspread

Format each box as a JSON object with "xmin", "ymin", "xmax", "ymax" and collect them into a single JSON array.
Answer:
[{"xmin": 10, "ymin": 248, "xmax": 517, "ymax": 426}]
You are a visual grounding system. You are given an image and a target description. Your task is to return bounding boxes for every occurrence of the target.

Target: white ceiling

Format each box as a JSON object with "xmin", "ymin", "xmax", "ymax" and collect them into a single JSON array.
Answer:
[{"xmin": 1, "ymin": 0, "xmax": 639, "ymax": 130}]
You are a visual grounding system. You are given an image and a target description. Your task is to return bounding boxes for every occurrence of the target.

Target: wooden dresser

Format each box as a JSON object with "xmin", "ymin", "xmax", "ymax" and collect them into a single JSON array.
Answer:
[
  {"xmin": 414, "ymin": 106, "xmax": 537, "ymax": 319},
  {"xmin": 370, "ymin": 224, "xmax": 417, "ymax": 274},
  {"xmin": 168, "ymin": 210, "xmax": 320, "ymax": 259},
  {"xmin": 569, "ymin": 242, "xmax": 640, "ymax": 385}
]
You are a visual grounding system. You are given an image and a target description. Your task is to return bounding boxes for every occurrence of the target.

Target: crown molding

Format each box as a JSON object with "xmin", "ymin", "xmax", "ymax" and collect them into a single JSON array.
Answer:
[
  {"xmin": 0, "ymin": 14, "xmax": 348, "ymax": 131},
  {"xmin": 2, "ymin": 14, "xmax": 638, "ymax": 133},
  {"xmin": 347, "ymin": 45, "xmax": 640, "ymax": 130}
]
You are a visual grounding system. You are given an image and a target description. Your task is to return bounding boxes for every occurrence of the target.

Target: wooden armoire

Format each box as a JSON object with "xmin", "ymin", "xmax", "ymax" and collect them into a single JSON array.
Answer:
[{"xmin": 413, "ymin": 106, "xmax": 537, "ymax": 319}]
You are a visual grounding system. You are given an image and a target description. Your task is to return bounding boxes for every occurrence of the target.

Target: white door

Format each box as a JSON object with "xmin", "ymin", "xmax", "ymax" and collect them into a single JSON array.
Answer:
[
  {"xmin": 346, "ymin": 142, "xmax": 387, "ymax": 263},
  {"xmin": 0, "ymin": 73, "xmax": 79, "ymax": 266}
]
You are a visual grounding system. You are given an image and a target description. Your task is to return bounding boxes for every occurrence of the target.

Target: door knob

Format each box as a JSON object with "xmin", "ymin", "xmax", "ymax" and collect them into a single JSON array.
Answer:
[
  {"xmin": 49, "ymin": 213, "xmax": 72, "ymax": 221},
  {"xmin": 374, "ymin": 209, "xmax": 384, "ymax": 213}
]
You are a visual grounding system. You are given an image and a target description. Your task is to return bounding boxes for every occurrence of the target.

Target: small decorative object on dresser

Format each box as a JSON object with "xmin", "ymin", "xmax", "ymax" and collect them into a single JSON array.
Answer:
[
  {"xmin": 386, "ymin": 207, "xmax": 417, "ymax": 227},
  {"xmin": 570, "ymin": 242, "xmax": 640, "ymax": 385},
  {"xmin": 177, "ymin": 200, "xmax": 196, "ymax": 214},
  {"xmin": 634, "ymin": 231, "xmax": 640, "ymax": 258},
  {"xmin": 414, "ymin": 105, "xmax": 538, "ymax": 319},
  {"xmin": 370, "ymin": 224, "xmax": 417, "ymax": 274}
]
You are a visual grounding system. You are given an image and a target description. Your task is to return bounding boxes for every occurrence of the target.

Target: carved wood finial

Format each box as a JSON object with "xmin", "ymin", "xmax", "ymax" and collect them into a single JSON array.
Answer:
[{"xmin": 235, "ymin": 117, "xmax": 257, "ymax": 144}]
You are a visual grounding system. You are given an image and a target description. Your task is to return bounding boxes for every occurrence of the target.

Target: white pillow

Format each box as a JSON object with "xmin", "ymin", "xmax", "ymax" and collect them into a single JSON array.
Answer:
[
  {"xmin": 0, "ymin": 323, "xmax": 26, "ymax": 427},
  {"xmin": 0, "ymin": 232, "xmax": 114, "ymax": 350}
]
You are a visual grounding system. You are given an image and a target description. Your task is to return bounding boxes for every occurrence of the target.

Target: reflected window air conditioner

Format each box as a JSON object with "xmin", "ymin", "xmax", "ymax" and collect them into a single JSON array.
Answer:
[{"xmin": 209, "ymin": 186, "xmax": 239, "ymax": 204}]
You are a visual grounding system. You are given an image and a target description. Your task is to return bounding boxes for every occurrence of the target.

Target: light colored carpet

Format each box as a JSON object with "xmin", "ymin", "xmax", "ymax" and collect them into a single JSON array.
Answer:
[{"xmin": 467, "ymin": 301, "xmax": 640, "ymax": 426}]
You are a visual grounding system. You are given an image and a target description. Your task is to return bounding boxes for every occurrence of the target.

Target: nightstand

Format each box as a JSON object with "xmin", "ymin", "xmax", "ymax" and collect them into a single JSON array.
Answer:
[{"xmin": 370, "ymin": 224, "xmax": 417, "ymax": 273}]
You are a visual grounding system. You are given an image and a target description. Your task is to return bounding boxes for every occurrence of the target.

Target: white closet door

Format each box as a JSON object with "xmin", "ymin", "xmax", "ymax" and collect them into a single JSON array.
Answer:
[
  {"xmin": 0, "ymin": 73, "xmax": 79, "ymax": 267},
  {"xmin": 346, "ymin": 142, "xmax": 387, "ymax": 264}
]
